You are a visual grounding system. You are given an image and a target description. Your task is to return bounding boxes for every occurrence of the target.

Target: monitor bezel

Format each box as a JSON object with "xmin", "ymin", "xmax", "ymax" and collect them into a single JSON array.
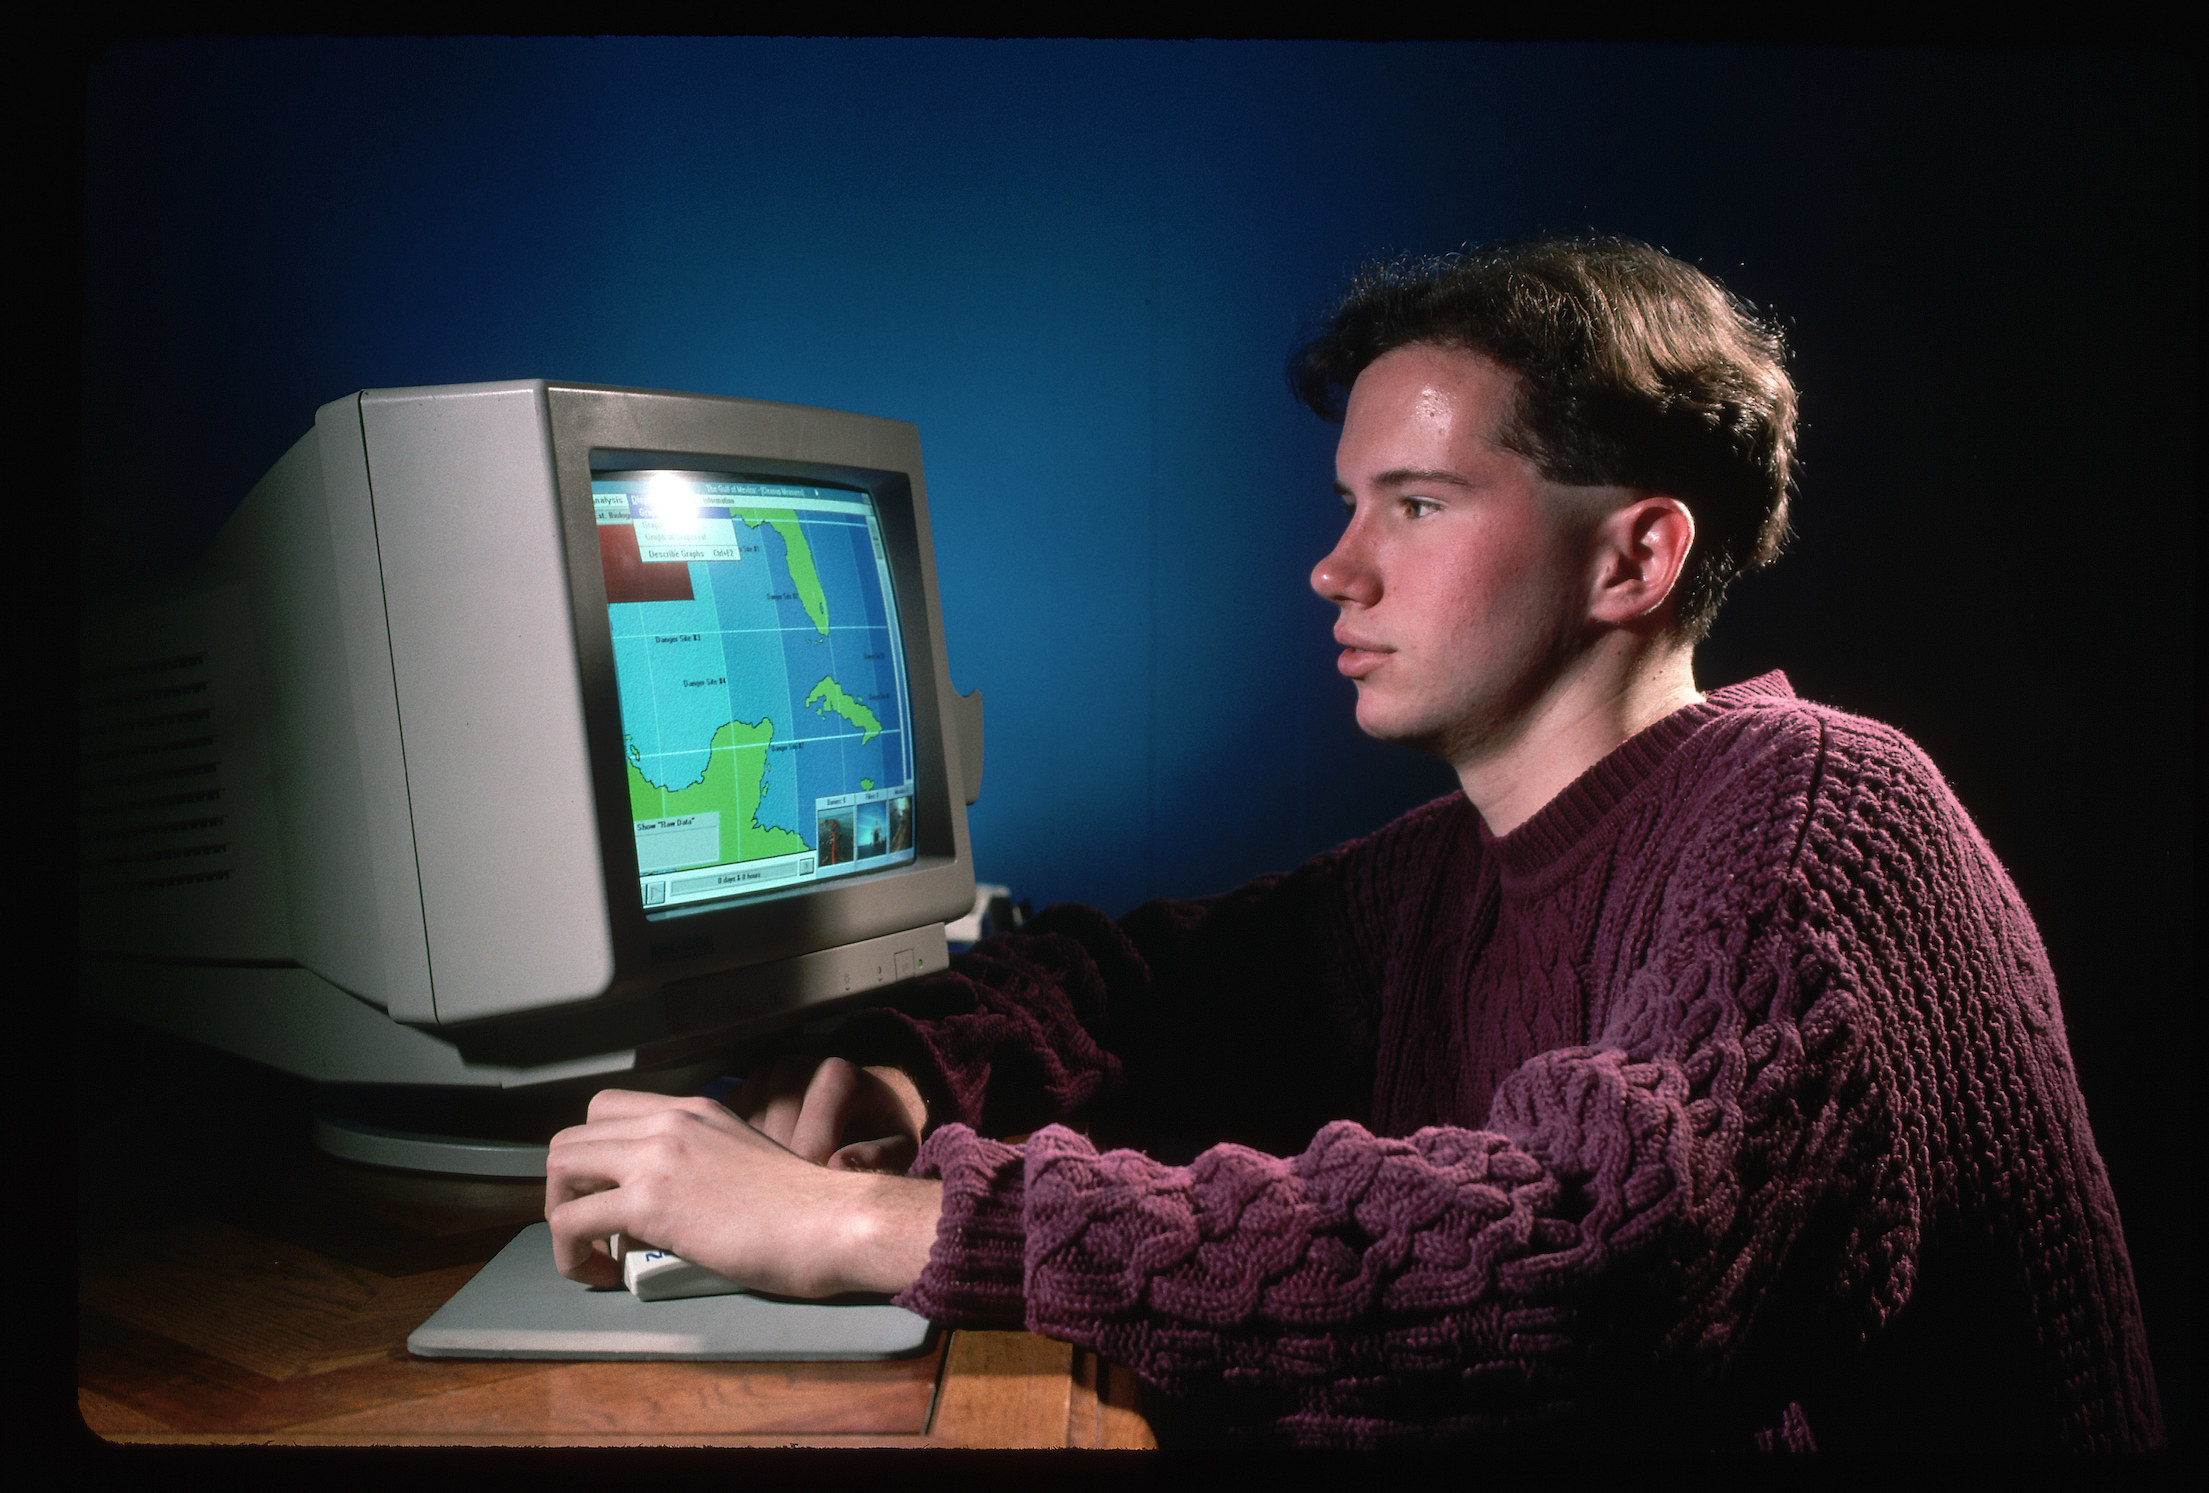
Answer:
[{"xmin": 544, "ymin": 384, "xmax": 975, "ymax": 1007}]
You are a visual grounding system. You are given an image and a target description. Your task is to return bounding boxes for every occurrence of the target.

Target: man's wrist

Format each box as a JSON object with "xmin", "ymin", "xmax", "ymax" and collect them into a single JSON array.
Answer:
[{"xmin": 837, "ymin": 1173, "xmax": 944, "ymax": 1295}]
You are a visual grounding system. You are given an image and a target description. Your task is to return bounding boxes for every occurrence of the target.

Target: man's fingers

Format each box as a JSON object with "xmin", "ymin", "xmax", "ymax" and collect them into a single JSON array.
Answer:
[
  {"xmin": 550, "ymin": 1106, "xmax": 759, "ymax": 1179},
  {"xmin": 790, "ymin": 1057, "xmax": 868, "ymax": 1163},
  {"xmin": 576, "ymin": 1092, "xmax": 747, "ymax": 1139},
  {"xmin": 563, "ymin": 1251, "xmax": 624, "ymax": 1290},
  {"xmin": 544, "ymin": 1117, "xmax": 730, "ymax": 1218},
  {"xmin": 738, "ymin": 1054, "xmax": 824, "ymax": 1148},
  {"xmin": 720, "ymin": 1057, "xmax": 920, "ymax": 1165},
  {"xmin": 829, "ymin": 1135, "xmax": 919, "ymax": 1174},
  {"xmin": 584, "ymin": 1087, "xmax": 670, "ymax": 1122},
  {"xmin": 546, "ymin": 1186, "xmax": 632, "ymax": 1284},
  {"xmin": 543, "ymin": 1132, "xmax": 655, "ymax": 1217},
  {"xmin": 583, "ymin": 1086, "xmax": 746, "ymax": 1121}
]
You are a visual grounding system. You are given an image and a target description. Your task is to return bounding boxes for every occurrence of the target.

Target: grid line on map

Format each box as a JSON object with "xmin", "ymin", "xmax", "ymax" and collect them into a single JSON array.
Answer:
[{"xmin": 630, "ymin": 723, "xmax": 907, "ymax": 766}]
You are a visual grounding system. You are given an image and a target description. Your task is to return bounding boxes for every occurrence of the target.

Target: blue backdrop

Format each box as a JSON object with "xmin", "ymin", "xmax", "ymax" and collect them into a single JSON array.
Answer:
[{"xmin": 78, "ymin": 39, "xmax": 2192, "ymax": 1431}]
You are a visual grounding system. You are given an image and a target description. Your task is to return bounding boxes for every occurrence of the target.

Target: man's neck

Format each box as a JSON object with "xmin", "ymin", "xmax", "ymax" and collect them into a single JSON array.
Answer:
[{"xmin": 1455, "ymin": 637, "xmax": 1703, "ymax": 837}]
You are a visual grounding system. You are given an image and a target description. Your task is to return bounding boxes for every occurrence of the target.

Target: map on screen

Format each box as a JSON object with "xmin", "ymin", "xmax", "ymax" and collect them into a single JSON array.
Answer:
[{"xmin": 593, "ymin": 474, "xmax": 916, "ymax": 912}]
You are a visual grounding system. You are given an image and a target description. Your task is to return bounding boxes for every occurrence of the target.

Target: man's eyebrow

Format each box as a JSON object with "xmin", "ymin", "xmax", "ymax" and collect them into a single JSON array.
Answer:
[{"xmin": 1334, "ymin": 467, "xmax": 1480, "ymax": 495}]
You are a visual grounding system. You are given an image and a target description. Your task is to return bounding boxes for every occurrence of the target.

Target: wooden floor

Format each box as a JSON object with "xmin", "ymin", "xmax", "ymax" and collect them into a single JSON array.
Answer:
[{"xmin": 75, "ymin": 1015, "xmax": 1153, "ymax": 1448}]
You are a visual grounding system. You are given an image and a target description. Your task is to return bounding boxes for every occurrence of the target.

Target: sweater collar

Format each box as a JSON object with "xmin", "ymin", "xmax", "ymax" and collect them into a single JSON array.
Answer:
[{"xmin": 1480, "ymin": 670, "xmax": 1794, "ymax": 877}]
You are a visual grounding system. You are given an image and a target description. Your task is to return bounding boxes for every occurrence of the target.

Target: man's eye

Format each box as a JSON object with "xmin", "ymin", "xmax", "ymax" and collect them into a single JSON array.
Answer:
[{"xmin": 1402, "ymin": 497, "xmax": 1440, "ymax": 518}]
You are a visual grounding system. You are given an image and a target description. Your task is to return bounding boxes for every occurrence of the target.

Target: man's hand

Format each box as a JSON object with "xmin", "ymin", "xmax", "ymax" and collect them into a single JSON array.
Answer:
[
  {"xmin": 544, "ymin": 1088, "xmax": 942, "ymax": 1299},
  {"xmin": 731, "ymin": 1055, "xmax": 927, "ymax": 1173}
]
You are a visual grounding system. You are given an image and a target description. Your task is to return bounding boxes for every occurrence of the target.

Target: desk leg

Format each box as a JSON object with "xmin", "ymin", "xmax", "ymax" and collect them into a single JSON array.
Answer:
[
  {"xmin": 1070, "ymin": 1350, "xmax": 1160, "ymax": 1449},
  {"xmin": 927, "ymin": 1330, "xmax": 1074, "ymax": 1447}
]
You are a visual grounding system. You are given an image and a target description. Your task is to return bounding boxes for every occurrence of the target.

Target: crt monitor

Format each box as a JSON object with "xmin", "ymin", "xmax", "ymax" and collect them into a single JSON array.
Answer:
[{"xmin": 77, "ymin": 381, "xmax": 984, "ymax": 1171}]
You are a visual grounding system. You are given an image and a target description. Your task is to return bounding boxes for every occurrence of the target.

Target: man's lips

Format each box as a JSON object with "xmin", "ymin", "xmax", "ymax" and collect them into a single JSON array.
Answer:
[{"xmin": 1334, "ymin": 635, "xmax": 1391, "ymax": 679}]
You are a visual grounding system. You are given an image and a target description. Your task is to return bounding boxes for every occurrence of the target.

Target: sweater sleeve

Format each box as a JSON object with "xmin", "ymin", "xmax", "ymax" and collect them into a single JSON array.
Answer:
[
  {"xmin": 895, "ymin": 919, "xmax": 1865, "ymax": 1447},
  {"xmin": 884, "ymin": 716, "xmax": 1879, "ymax": 1446}
]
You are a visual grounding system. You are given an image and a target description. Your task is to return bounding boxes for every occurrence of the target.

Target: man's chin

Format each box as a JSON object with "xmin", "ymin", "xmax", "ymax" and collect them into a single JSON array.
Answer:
[
  {"xmin": 1354, "ymin": 702, "xmax": 1452, "ymax": 758},
  {"xmin": 1356, "ymin": 694, "xmax": 1505, "ymax": 767}
]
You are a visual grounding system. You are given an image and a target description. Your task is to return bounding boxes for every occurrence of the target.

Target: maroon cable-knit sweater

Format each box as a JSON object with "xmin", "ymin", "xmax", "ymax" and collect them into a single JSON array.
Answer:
[{"xmin": 831, "ymin": 673, "xmax": 2162, "ymax": 1451}]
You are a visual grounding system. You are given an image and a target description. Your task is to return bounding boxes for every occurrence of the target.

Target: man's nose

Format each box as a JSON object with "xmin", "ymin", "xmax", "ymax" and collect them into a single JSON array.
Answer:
[{"xmin": 1311, "ymin": 526, "xmax": 1379, "ymax": 607}]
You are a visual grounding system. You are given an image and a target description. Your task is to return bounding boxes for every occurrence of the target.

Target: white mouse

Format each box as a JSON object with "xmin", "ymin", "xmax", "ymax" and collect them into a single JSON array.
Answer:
[{"xmin": 610, "ymin": 1233, "xmax": 747, "ymax": 1301}]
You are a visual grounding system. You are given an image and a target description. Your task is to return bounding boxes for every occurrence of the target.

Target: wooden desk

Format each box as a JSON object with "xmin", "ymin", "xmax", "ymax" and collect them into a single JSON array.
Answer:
[{"xmin": 75, "ymin": 1023, "xmax": 1154, "ymax": 1448}]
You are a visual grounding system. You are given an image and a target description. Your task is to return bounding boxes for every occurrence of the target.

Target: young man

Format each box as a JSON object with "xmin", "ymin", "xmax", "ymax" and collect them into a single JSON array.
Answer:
[{"xmin": 545, "ymin": 237, "xmax": 2162, "ymax": 1452}]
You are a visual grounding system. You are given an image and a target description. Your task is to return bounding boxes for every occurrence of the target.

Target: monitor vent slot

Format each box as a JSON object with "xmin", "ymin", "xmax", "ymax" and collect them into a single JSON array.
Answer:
[{"xmin": 78, "ymin": 652, "xmax": 233, "ymax": 896}]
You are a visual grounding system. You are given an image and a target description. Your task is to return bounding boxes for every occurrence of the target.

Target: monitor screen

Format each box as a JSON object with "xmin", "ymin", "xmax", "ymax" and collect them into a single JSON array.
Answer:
[{"xmin": 593, "ymin": 471, "xmax": 919, "ymax": 916}]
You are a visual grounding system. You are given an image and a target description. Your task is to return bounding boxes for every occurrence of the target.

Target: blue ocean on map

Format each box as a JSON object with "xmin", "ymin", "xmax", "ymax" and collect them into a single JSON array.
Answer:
[{"xmin": 609, "ymin": 511, "xmax": 909, "ymax": 851}]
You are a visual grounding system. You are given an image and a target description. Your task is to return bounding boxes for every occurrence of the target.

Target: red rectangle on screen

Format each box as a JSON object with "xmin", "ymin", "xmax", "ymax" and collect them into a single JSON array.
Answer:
[{"xmin": 599, "ymin": 523, "xmax": 695, "ymax": 604}]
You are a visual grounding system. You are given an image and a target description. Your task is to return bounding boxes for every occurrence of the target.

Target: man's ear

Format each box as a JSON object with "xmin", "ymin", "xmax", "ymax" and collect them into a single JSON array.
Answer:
[{"xmin": 1588, "ymin": 495, "xmax": 1695, "ymax": 627}]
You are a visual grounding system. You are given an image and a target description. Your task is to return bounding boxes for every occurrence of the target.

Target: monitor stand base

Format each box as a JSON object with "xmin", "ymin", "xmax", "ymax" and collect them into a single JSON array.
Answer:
[
  {"xmin": 311, "ymin": 1113, "xmax": 553, "ymax": 1178},
  {"xmin": 310, "ymin": 1059, "xmax": 734, "ymax": 1178}
]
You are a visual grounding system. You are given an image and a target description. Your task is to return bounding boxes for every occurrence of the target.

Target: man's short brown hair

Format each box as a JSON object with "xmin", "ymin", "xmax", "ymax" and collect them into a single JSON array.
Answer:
[{"xmin": 1289, "ymin": 235, "xmax": 1797, "ymax": 641}]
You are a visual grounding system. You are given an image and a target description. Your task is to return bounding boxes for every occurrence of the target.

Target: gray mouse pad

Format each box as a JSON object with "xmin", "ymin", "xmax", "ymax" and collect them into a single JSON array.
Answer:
[{"xmin": 408, "ymin": 1223, "xmax": 938, "ymax": 1360}]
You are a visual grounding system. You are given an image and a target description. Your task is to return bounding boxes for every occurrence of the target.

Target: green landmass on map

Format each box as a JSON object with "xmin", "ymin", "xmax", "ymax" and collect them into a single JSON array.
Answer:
[
  {"xmin": 627, "ymin": 717, "xmax": 809, "ymax": 864},
  {"xmin": 735, "ymin": 508, "xmax": 830, "ymax": 637},
  {"xmin": 804, "ymin": 675, "xmax": 883, "ymax": 742},
  {"xmin": 860, "ymin": 778, "xmax": 874, "ymax": 790}
]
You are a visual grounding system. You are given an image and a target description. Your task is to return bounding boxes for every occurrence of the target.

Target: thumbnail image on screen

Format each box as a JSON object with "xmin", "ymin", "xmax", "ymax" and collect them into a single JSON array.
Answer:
[{"xmin": 593, "ymin": 472, "xmax": 918, "ymax": 914}]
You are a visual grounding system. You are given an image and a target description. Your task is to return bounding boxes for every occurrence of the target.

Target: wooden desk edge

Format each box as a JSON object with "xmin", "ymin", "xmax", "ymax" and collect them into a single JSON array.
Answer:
[{"xmin": 80, "ymin": 1330, "xmax": 1158, "ymax": 1450}]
